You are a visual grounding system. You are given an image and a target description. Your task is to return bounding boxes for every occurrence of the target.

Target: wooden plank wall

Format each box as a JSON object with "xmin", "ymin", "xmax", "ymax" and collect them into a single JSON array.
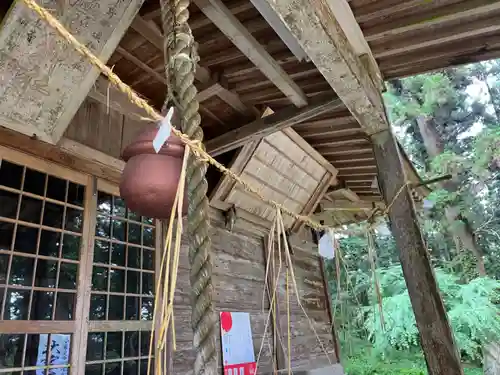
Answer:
[
  {"xmin": 65, "ymin": 97, "xmax": 155, "ymax": 158},
  {"xmin": 173, "ymin": 211, "xmax": 275, "ymax": 375},
  {"xmin": 65, "ymin": 95, "xmax": 337, "ymax": 373},
  {"xmin": 276, "ymin": 237, "xmax": 337, "ymax": 370}
]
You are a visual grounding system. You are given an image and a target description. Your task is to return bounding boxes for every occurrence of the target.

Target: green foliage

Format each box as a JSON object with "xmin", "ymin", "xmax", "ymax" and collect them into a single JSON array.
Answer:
[
  {"xmin": 341, "ymin": 335, "xmax": 482, "ymax": 375},
  {"xmin": 361, "ymin": 266, "xmax": 500, "ymax": 361}
]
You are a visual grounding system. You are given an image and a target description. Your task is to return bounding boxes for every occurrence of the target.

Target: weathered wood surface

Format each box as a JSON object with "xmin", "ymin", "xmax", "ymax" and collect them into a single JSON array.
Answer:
[
  {"xmin": 65, "ymin": 97, "xmax": 155, "ymax": 159},
  {"xmin": 0, "ymin": 0, "xmax": 144, "ymax": 143},
  {"xmin": 212, "ymin": 129, "xmax": 336, "ymax": 230},
  {"xmin": 257, "ymin": 0, "xmax": 387, "ymax": 133},
  {"xmin": 372, "ymin": 130, "xmax": 463, "ymax": 375},
  {"xmin": 167, "ymin": 218, "xmax": 335, "ymax": 374}
]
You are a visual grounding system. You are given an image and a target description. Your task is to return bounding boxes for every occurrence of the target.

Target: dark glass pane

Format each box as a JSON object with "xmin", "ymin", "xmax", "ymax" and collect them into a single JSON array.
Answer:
[
  {"xmin": 67, "ymin": 182, "xmax": 84, "ymax": 206},
  {"xmin": 65, "ymin": 207, "xmax": 83, "ymax": 233},
  {"xmin": 0, "ymin": 221, "xmax": 14, "ymax": 250},
  {"xmin": 142, "ymin": 273, "xmax": 154, "ymax": 296},
  {"xmin": 92, "ymin": 267, "xmax": 108, "ymax": 291},
  {"xmin": 140, "ymin": 331, "xmax": 151, "ymax": 356},
  {"xmin": 128, "ymin": 210, "xmax": 141, "ymax": 222},
  {"xmin": 89, "ymin": 294, "xmax": 106, "ymax": 320},
  {"xmin": 19, "ymin": 196, "xmax": 42, "ymax": 223},
  {"xmin": 9, "ymin": 255, "xmax": 34, "ymax": 286},
  {"xmin": 39, "ymin": 230, "xmax": 60, "ymax": 257},
  {"xmin": 25, "ymin": 334, "xmax": 46, "ymax": 367},
  {"xmin": 142, "ymin": 216, "xmax": 153, "ymax": 225},
  {"xmin": 86, "ymin": 364, "xmax": 103, "ymax": 375},
  {"xmin": 94, "ymin": 239, "xmax": 110, "ymax": 264},
  {"xmin": 43, "ymin": 202, "xmax": 64, "ymax": 229},
  {"xmin": 109, "ymin": 268, "xmax": 125, "ymax": 293},
  {"xmin": 59, "ymin": 262, "xmax": 77, "ymax": 289},
  {"xmin": 127, "ymin": 246, "xmax": 141, "ymax": 269},
  {"xmin": 46, "ymin": 175, "xmax": 67, "ymax": 202},
  {"xmin": 142, "ymin": 227, "xmax": 154, "ymax": 248},
  {"xmin": 126, "ymin": 271, "xmax": 139, "ymax": 294},
  {"xmin": 106, "ymin": 332, "xmax": 122, "ymax": 360},
  {"xmin": 0, "ymin": 254, "xmax": 8, "ymax": 283},
  {"xmin": 124, "ymin": 332, "xmax": 139, "ymax": 357},
  {"xmin": 14, "ymin": 225, "xmax": 38, "ymax": 254},
  {"xmin": 30, "ymin": 291, "xmax": 54, "ymax": 320},
  {"xmin": 4, "ymin": 288, "xmax": 30, "ymax": 319},
  {"xmin": 97, "ymin": 191, "xmax": 112, "ymax": 214},
  {"xmin": 86, "ymin": 332, "xmax": 104, "ymax": 361},
  {"xmin": 0, "ymin": 334, "xmax": 25, "ymax": 367},
  {"xmin": 108, "ymin": 295, "xmax": 124, "ymax": 320},
  {"xmin": 110, "ymin": 243, "xmax": 125, "ymax": 267},
  {"xmin": 0, "ymin": 161, "xmax": 23, "ymax": 190},
  {"xmin": 125, "ymin": 297, "xmax": 139, "ymax": 320},
  {"xmin": 95, "ymin": 214, "xmax": 111, "ymax": 238},
  {"xmin": 62, "ymin": 234, "xmax": 80, "ymax": 260},
  {"xmin": 128, "ymin": 223, "xmax": 141, "ymax": 245},
  {"xmin": 140, "ymin": 359, "xmax": 150, "ymax": 375},
  {"xmin": 24, "ymin": 168, "xmax": 45, "ymax": 195},
  {"xmin": 48, "ymin": 333, "xmax": 71, "ymax": 365},
  {"xmin": 140, "ymin": 298, "xmax": 153, "ymax": 321},
  {"xmin": 124, "ymin": 360, "xmax": 138, "ymax": 375},
  {"xmin": 0, "ymin": 190, "xmax": 19, "ymax": 219},
  {"xmin": 105, "ymin": 361, "xmax": 122, "ymax": 375},
  {"xmin": 112, "ymin": 219, "xmax": 126, "ymax": 242},
  {"xmin": 35, "ymin": 259, "xmax": 57, "ymax": 288},
  {"xmin": 113, "ymin": 197, "xmax": 126, "ymax": 217},
  {"xmin": 142, "ymin": 250, "xmax": 153, "ymax": 271},
  {"xmin": 55, "ymin": 292, "xmax": 74, "ymax": 320}
]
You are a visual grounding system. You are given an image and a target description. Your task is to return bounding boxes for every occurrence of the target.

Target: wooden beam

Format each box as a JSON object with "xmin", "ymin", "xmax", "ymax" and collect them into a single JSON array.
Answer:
[
  {"xmin": 256, "ymin": 0, "xmax": 387, "ymax": 133},
  {"xmin": 193, "ymin": 0, "xmax": 308, "ymax": 108},
  {"xmin": 130, "ymin": 16, "xmax": 211, "ymax": 83},
  {"xmin": 324, "ymin": 0, "xmax": 383, "ymax": 89},
  {"xmin": 372, "ymin": 130, "xmax": 463, "ymax": 375},
  {"xmin": 365, "ymin": 0, "xmax": 500, "ymax": 42},
  {"xmin": 116, "ymin": 46, "xmax": 167, "ymax": 84},
  {"xmin": 0, "ymin": 0, "xmax": 145, "ymax": 143},
  {"xmin": 129, "ymin": 14, "xmax": 254, "ymax": 116},
  {"xmin": 372, "ymin": 14, "xmax": 500, "ymax": 59},
  {"xmin": 206, "ymin": 97, "xmax": 342, "ymax": 156}
]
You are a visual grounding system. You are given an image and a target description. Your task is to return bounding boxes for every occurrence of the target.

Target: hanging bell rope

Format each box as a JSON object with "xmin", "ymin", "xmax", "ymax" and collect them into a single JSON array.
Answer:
[{"xmin": 159, "ymin": 0, "xmax": 217, "ymax": 374}]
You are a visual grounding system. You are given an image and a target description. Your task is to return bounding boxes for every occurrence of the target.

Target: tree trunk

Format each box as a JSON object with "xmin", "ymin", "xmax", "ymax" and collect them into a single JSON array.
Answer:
[{"xmin": 416, "ymin": 116, "xmax": 486, "ymax": 276}]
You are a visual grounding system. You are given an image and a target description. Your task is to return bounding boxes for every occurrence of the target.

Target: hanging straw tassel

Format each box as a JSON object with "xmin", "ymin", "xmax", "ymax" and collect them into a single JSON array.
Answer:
[{"xmin": 147, "ymin": 147, "xmax": 189, "ymax": 375}]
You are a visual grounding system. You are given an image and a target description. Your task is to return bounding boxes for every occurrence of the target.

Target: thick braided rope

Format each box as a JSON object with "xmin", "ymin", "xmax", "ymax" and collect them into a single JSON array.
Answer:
[
  {"xmin": 20, "ymin": 0, "xmax": 412, "ymax": 236},
  {"xmin": 159, "ymin": 0, "xmax": 217, "ymax": 374}
]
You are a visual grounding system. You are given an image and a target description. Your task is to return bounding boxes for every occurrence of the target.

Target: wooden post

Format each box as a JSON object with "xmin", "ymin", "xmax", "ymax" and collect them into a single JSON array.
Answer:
[
  {"xmin": 371, "ymin": 129, "xmax": 463, "ymax": 375},
  {"xmin": 318, "ymin": 257, "xmax": 341, "ymax": 363}
]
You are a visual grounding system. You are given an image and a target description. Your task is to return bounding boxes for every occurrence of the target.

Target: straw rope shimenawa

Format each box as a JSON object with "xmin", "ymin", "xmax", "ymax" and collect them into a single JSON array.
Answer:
[
  {"xmin": 158, "ymin": 0, "xmax": 217, "ymax": 373},
  {"xmin": 19, "ymin": 0, "xmax": 412, "ymax": 233}
]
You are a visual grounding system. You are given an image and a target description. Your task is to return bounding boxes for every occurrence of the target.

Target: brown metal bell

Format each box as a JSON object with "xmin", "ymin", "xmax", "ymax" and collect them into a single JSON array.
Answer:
[{"xmin": 120, "ymin": 127, "xmax": 188, "ymax": 219}]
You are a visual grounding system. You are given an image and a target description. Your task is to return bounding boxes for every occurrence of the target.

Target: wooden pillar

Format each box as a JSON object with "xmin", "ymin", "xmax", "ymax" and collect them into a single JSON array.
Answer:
[{"xmin": 370, "ymin": 130, "xmax": 463, "ymax": 375}]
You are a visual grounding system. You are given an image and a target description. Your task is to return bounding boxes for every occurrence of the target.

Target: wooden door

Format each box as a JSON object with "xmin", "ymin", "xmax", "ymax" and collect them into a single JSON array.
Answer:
[{"xmin": 0, "ymin": 146, "xmax": 159, "ymax": 375}]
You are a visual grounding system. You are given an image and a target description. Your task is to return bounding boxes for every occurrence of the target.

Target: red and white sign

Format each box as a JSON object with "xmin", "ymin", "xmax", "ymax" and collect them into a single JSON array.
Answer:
[{"xmin": 220, "ymin": 312, "xmax": 257, "ymax": 375}]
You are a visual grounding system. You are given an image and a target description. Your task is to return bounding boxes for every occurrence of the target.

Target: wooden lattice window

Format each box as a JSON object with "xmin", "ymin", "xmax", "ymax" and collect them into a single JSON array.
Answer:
[
  {"xmin": 0, "ymin": 147, "xmax": 91, "ymax": 374},
  {"xmin": 83, "ymin": 182, "xmax": 157, "ymax": 375},
  {"xmin": 0, "ymin": 147, "xmax": 160, "ymax": 375}
]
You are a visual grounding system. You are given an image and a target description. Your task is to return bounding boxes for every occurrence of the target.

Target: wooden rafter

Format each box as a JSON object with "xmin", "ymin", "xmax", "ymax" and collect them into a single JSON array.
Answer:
[
  {"xmin": 365, "ymin": 0, "xmax": 500, "ymax": 42},
  {"xmin": 128, "ymin": 14, "xmax": 255, "ymax": 116},
  {"xmin": 255, "ymin": 0, "xmax": 388, "ymax": 133},
  {"xmin": 206, "ymin": 97, "xmax": 343, "ymax": 156},
  {"xmin": 193, "ymin": 0, "xmax": 308, "ymax": 108}
]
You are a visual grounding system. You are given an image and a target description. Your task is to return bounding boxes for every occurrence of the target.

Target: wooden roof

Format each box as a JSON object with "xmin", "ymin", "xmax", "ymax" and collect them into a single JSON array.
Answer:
[
  {"xmin": 0, "ymin": 0, "xmax": 496, "ymax": 226},
  {"xmin": 98, "ymin": 0, "xmax": 495, "ymax": 203}
]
